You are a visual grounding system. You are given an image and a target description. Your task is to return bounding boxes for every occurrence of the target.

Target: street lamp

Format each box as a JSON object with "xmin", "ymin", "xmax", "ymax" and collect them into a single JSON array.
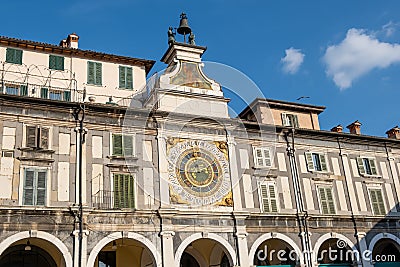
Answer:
[{"xmin": 73, "ymin": 89, "xmax": 86, "ymax": 267}]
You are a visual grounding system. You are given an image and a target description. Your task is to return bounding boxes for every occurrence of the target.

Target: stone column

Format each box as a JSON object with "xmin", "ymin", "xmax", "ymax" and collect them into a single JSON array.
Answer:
[
  {"xmin": 160, "ymin": 231, "xmax": 175, "ymax": 267},
  {"xmin": 73, "ymin": 230, "xmax": 89, "ymax": 267},
  {"xmin": 356, "ymin": 232, "xmax": 371, "ymax": 267}
]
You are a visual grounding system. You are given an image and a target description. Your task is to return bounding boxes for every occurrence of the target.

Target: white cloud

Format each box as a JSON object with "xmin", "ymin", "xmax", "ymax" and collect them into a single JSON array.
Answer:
[
  {"xmin": 382, "ymin": 21, "xmax": 399, "ymax": 37},
  {"xmin": 281, "ymin": 48, "xmax": 305, "ymax": 74},
  {"xmin": 323, "ymin": 28, "xmax": 400, "ymax": 89}
]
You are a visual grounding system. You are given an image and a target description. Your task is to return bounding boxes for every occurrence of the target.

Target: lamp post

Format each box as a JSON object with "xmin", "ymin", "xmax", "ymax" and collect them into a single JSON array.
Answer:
[{"xmin": 73, "ymin": 90, "xmax": 86, "ymax": 267}]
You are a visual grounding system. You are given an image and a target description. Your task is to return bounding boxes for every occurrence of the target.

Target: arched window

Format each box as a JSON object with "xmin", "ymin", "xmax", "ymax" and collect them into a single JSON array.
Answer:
[{"xmin": 0, "ymin": 244, "xmax": 57, "ymax": 267}]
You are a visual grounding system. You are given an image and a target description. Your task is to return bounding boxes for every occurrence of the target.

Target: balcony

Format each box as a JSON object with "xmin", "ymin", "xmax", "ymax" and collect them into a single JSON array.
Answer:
[{"xmin": 92, "ymin": 190, "xmax": 135, "ymax": 210}]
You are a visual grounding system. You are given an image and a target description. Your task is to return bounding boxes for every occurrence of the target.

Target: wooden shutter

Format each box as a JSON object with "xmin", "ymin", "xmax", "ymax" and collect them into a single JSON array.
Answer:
[
  {"xmin": 112, "ymin": 134, "xmax": 123, "ymax": 156},
  {"xmin": 319, "ymin": 187, "xmax": 335, "ymax": 214},
  {"xmin": 369, "ymin": 159, "xmax": 377, "ymax": 175},
  {"xmin": 20, "ymin": 85, "xmax": 28, "ymax": 96},
  {"xmin": 113, "ymin": 174, "xmax": 134, "ymax": 208},
  {"xmin": 260, "ymin": 184, "xmax": 270, "ymax": 212},
  {"xmin": 64, "ymin": 91, "xmax": 71, "ymax": 101},
  {"xmin": 281, "ymin": 113, "xmax": 289, "ymax": 126},
  {"xmin": 263, "ymin": 149, "xmax": 271, "ymax": 167},
  {"xmin": 126, "ymin": 67, "xmax": 133, "ymax": 89},
  {"xmin": 41, "ymin": 88, "xmax": 49, "ymax": 99},
  {"xmin": 40, "ymin": 128, "xmax": 49, "ymax": 149},
  {"xmin": 15, "ymin": 49, "xmax": 23, "ymax": 64},
  {"xmin": 26, "ymin": 126, "xmax": 37, "ymax": 147},
  {"xmin": 87, "ymin": 62, "xmax": 95, "ymax": 84},
  {"xmin": 23, "ymin": 169, "xmax": 35, "ymax": 205},
  {"xmin": 293, "ymin": 114, "xmax": 299, "ymax": 128},
  {"xmin": 123, "ymin": 135, "xmax": 133, "ymax": 156},
  {"xmin": 6, "ymin": 48, "xmax": 14, "ymax": 63},
  {"xmin": 269, "ymin": 184, "xmax": 278, "ymax": 212},
  {"xmin": 95, "ymin": 62, "xmax": 102, "ymax": 85},
  {"xmin": 49, "ymin": 55, "xmax": 56, "ymax": 69},
  {"xmin": 369, "ymin": 189, "xmax": 385, "ymax": 215},
  {"xmin": 255, "ymin": 148, "xmax": 264, "ymax": 167},
  {"xmin": 36, "ymin": 171, "xmax": 47, "ymax": 206},
  {"xmin": 119, "ymin": 66, "xmax": 126, "ymax": 88},
  {"xmin": 357, "ymin": 157, "xmax": 366, "ymax": 175},
  {"xmin": 57, "ymin": 56, "xmax": 64, "ymax": 70},
  {"xmin": 320, "ymin": 154, "xmax": 328, "ymax": 172},
  {"xmin": 305, "ymin": 152, "xmax": 315, "ymax": 171}
]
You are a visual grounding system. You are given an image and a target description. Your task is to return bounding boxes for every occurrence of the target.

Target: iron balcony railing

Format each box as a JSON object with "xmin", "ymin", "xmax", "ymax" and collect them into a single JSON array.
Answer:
[{"xmin": 92, "ymin": 190, "xmax": 135, "ymax": 210}]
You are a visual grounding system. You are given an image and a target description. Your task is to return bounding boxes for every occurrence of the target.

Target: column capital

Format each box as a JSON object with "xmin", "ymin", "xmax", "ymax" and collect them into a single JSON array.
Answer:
[{"xmin": 160, "ymin": 231, "xmax": 175, "ymax": 237}]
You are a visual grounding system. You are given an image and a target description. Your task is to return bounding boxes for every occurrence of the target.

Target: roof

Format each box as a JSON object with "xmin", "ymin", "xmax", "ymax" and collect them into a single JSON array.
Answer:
[
  {"xmin": 239, "ymin": 97, "xmax": 326, "ymax": 118},
  {"xmin": 0, "ymin": 35, "xmax": 155, "ymax": 74}
]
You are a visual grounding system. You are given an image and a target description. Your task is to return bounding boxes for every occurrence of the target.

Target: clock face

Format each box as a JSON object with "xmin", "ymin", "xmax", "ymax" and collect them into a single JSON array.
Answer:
[{"xmin": 168, "ymin": 140, "xmax": 231, "ymax": 206}]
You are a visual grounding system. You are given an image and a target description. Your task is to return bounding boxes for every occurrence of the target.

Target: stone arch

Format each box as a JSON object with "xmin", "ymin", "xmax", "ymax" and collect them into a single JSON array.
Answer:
[
  {"xmin": 368, "ymin": 233, "xmax": 400, "ymax": 252},
  {"xmin": 0, "ymin": 230, "xmax": 73, "ymax": 267},
  {"xmin": 312, "ymin": 233, "xmax": 357, "ymax": 264},
  {"xmin": 86, "ymin": 232, "xmax": 161, "ymax": 267},
  {"xmin": 248, "ymin": 233, "xmax": 303, "ymax": 265},
  {"xmin": 174, "ymin": 233, "xmax": 237, "ymax": 267}
]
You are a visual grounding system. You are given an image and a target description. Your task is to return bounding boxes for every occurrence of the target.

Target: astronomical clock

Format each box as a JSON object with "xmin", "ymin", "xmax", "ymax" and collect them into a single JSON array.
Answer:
[{"xmin": 167, "ymin": 138, "xmax": 233, "ymax": 207}]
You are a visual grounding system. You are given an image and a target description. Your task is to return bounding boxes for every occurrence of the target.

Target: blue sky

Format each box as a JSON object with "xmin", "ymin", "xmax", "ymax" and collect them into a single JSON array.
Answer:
[{"xmin": 3, "ymin": 1, "xmax": 400, "ymax": 136}]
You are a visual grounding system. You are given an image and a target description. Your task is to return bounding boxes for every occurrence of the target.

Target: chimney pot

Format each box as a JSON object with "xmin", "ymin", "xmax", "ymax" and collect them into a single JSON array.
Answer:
[
  {"xmin": 331, "ymin": 125, "xmax": 343, "ymax": 133},
  {"xmin": 386, "ymin": 126, "xmax": 400, "ymax": 139},
  {"xmin": 66, "ymin": 33, "xmax": 79, "ymax": 49},
  {"xmin": 346, "ymin": 120, "xmax": 362, "ymax": 135}
]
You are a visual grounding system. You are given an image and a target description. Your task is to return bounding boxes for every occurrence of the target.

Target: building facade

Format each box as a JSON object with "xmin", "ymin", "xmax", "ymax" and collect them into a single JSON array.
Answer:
[{"xmin": 0, "ymin": 25, "xmax": 399, "ymax": 267}]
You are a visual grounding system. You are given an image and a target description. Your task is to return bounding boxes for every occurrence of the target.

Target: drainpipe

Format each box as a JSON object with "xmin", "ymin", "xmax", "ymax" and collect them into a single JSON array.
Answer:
[{"xmin": 284, "ymin": 128, "xmax": 312, "ymax": 267}]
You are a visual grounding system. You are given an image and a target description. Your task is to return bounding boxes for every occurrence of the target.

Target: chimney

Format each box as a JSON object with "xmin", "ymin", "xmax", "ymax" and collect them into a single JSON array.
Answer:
[
  {"xmin": 386, "ymin": 126, "xmax": 400, "ymax": 139},
  {"xmin": 331, "ymin": 125, "xmax": 343, "ymax": 133},
  {"xmin": 346, "ymin": 120, "xmax": 362, "ymax": 135},
  {"xmin": 66, "ymin": 33, "xmax": 79, "ymax": 49},
  {"xmin": 59, "ymin": 39, "xmax": 68, "ymax": 48}
]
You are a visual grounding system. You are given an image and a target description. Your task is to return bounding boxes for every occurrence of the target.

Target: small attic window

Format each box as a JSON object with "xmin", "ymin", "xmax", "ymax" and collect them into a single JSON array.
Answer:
[{"xmin": 281, "ymin": 113, "xmax": 299, "ymax": 128}]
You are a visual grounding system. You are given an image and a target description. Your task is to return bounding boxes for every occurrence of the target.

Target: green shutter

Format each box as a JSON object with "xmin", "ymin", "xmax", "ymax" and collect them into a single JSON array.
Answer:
[
  {"xmin": 26, "ymin": 126, "xmax": 37, "ymax": 147},
  {"xmin": 41, "ymin": 88, "xmax": 49, "ymax": 99},
  {"xmin": 320, "ymin": 154, "xmax": 328, "ymax": 172},
  {"xmin": 326, "ymin": 187, "xmax": 336, "ymax": 214},
  {"xmin": 57, "ymin": 56, "xmax": 64, "ymax": 70},
  {"xmin": 123, "ymin": 135, "xmax": 133, "ymax": 156},
  {"xmin": 20, "ymin": 85, "xmax": 28, "ymax": 96},
  {"xmin": 376, "ymin": 189, "xmax": 385, "ymax": 215},
  {"xmin": 126, "ymin": 67, "xmax": 133, "ymax": 89},
  {"xmin": 23, "ymin": 170, "xmax": 35, "ymax": 205},
  {"xmin": 6, "ymin": 48, "xmax": 14, "ymax": 63},
  {"xmin": 113, "ymin": 134, "xmax": 123, "ymax": 156},
  {"xmin": 113, "ymin": 174, "xmax": 135, "ymax": 209},
  {"xmin": 64, "ymin": 91, "xmax": 71, "ymax": 101},
  {"xmin": 369, "ymin": 159, "xmax": 377, "ymax": 175},
  {"xmin": 357, "ymin": 157, "xmax": 366, "ymax": 175},
  {"xmin": 319, "ymin": 187, "xmax": 329, "ymax": 214},
  {"xmin": 370, "ymin": 189, "xmax": 385, "ymax": 215},
  {"xmin": 15, "ymin": 49, "xmax": 23, "ymax": 65},
  {"xmin": 269, "ymin": 185, "xmax": 278, "ymax": 212},
  {"xmin": 36, "ymin": 171, "xmax": 47, "ymax": 206},
  {"xmin": 305, "ymin": 152, "xmax": 315, "ymax": 171},
  {"xmin": 260, "ymin": 184, "xmax": 270, "ymax": 212},
  {"xmin": 119, "ymin": 66, "xmax": 126, "ymax": 88},
  {"xmin": 114, "ymin": 174, "xmax": 121, "ymax": 208},
  {"xmin": 87, "ymin": 62, "xmax": 95, "ymax": 84},
  {"xmin": 95, "ymin": 62, "xmax": 102, "ymax": 85},
  {"xmin": 6, "ymin": 48, "xmax": 22, "ymax": 64},
  {"xmin": 49, "ymin": 55, "xmax": 56, "ymax": 69}
]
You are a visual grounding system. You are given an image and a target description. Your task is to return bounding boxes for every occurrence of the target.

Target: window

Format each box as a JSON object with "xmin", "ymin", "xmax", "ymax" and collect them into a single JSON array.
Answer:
[
  {"xmin": 281, "ymin": 113, "xmax": 299, "ymax": 128},
  {"xmin": 368, "ymin": 188, "xmax": 386, "ymax": 215},
  {"xmin": 49, "ymin": 91, "xmax": 62, "ymax": 101},
  {"xmin": 253, "ymin": 147, "xmax": 272, "ymax": 168},
  {"xmin": 318, "ymin": 186, "xmax": 335, "ymax": 214},
  {"xmin": 357, "ymin": 157, "xmax": 378, "ymax": 176},
  {"xmin": 5, "ymin": 84, "xmax": 27, "ymax": 96},
  {"xmin": 26, "ymin": 126, "xmax": 49, "ymax": 149},
  {"xmin": 2, "ymin": 151, "xmax": 14, "ymax": 157},
  {"xmin": 41, "ymin": 88, "xmax": 70, "ymax": 101},
  {"xmin": 119, "ymin": 66, "xmax": 133, "ymax": 89},
  {"xmin": 113, "ymin": 174, "xmax": 135, "ymax": 209},
  {"xmin": 49, "ymin": 55, "xmax": 64, "ymax": 70},
  {"xmin": 305, "ymin": 152, "xmax": 328, "ymax": 172},
  {"xmin": 23, "ymin": 168, "xmax": 47, "ymax": 206},
  {"xmin": 87, "ymin": 61, "xmax": 102, "ymax": 85},
  {"xmin": 98, "ymin": 251, "xmax": 116, "ymax": 267},
  {"xmin": 259, "ymin": 183, "xmax": 278, "ymax": 212},
  {"xmin": 112, "ymin": 134, "xmax": 133, "ymax": 156},
  {"xmin": 6, "ymin": 48, "xmax": 23, "ymax": 64}
]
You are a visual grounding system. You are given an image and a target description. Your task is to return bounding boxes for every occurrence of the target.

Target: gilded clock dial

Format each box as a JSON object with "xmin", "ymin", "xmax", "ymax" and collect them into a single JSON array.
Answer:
[{"xmin": 168, "ymin": 140, "xmax": 231, "ymax": 206}]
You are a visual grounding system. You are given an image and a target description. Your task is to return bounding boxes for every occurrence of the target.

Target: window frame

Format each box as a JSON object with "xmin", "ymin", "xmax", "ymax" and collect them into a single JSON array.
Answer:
[
  {"xmin": 112, "ymin": 173, "xmax": 136, "ymax": 209},
  {"xmin": 118, "ymin": 65, "xmax": 133, "ymax": 90},
  {"xmin": 317, "ymin": 185, "xmax": 336, "ymax": 215},
  {"xmin": 305, "ymin": 152, "xmax": 329, "ymax": 172},
  {"xmin": 357, "ymin": 157, "xmax": 378, "ymax": 176},
  {"xmin": 49, "ymin": 55, "xmax": 65, "ymax": 71},
  {"xmin": 5, "ymin": 48, "xmax": 23, "ymax": 65},
  {"xmin": 25, "ymin": 125, "xmax": 50, "ymax": 149},
  {"xmin": 281, "ymin": 113, "xmax": 299, "ymax": 128},
  {"xmin": 258, "ymin": 182, "xmax": 279, "ymax": 213},
  {"xmin": 111, "ymin": 133, "xmax": 134, "ymax": 157},
  {"xmin": 22, "ymin": 168, "xmax": 47, "ymax": 206},
  {"xmin": 87, "ymin": 61, "xmax": 102, "ymax": 86},
  {"xmin": 253, "ymin": 147, "xmax": 272, "ymax": 168},
  {"xmin": 368, "ymin": 187, "xmax": 386, "ymax": 215}
]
